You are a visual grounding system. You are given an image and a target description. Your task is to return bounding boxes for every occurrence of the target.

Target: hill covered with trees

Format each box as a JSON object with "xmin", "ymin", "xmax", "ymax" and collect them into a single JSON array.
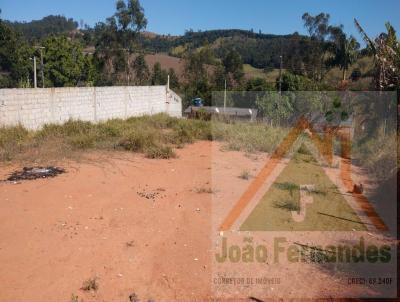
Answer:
[
  {"xmin": 5, "ymin": 15, "xmax": 79, "ymax": 42},
  {"xmin": 0, "ymin": 0, "xmax": 398, "ymax": 106}
]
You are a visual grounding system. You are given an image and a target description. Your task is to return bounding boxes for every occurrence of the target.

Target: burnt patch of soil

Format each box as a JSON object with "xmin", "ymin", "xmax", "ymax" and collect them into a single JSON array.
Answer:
[{"xmin": 5, "ymin": 167, "xmax": 65, "ymax": 182}]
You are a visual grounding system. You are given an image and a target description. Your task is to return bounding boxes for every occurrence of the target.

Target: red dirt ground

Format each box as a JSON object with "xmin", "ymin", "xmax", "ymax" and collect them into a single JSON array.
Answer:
[
  {"xmin": 0, "ymin": 141, "xmax": 256, "ymax": 302},
  {"xmin": 0, "ymin": 141, "xmax": 395, "ymax": 301}
]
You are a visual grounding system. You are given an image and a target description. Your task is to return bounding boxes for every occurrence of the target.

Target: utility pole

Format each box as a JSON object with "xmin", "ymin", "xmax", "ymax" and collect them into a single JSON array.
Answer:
[
  {"xmin": 39, "ymin": 47, "xmax": 45, "ymax": 88},
  {"xmin": 34, "ymin": 46, "xmax": 45, "ymax": 88},
  {"xmin": 278, "ymin": 55, "xmax": 283, "ymax": 95},
  {"xmin": 223, "ymin": 79, "xmax": 227, "ymax": 113},
  {"xmin": 126, "ymin": 50, "xmax": 130, "ymax": 86},
  {"xmin": 31, "ymin": 56, "xmax": 37, "ymax": 88}
]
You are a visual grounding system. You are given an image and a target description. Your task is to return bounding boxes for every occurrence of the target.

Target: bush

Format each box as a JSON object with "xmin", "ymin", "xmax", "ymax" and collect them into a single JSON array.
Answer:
[
  {"xmin": 0, "ymin": 125, "xmax": 30, "ymax": 147},
  {"xmin": 279, "ymin": 72, "xmax": 319, "ymax": 91},
  {"xmin": 118, "ymin": 130, "xmax": 157, "ymax": 152},
  {"xmin": 145, "ymin": 145, "xmax": 176, "ymax": 159},
  {"xmin": 239, "ymin": 170, "xmax": 250, "ymax": 180},
  {"xmin": 81, "ymin": 278, "xmax": 98, "ymax": 291},
  {"xmin": 213, "ymin": 122, "xmax": 287, "ymax": 153},
  {"xmin": 0, "ymin": 125, "xmax": 31, "ymax": 161},
  {"xmin": 68, "ymin": 134, "xmax": 96, "ymax": 149},
  {"xmin": 96, "ymin": 119, "xmax": 125, "ymax": 138},
  {"xmin": 353, "ymin": 129, "xmax": 398, "ymax": 180}
]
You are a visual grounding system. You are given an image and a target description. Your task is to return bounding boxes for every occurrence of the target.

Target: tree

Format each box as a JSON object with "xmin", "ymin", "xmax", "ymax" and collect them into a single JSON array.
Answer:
[
  {"xmin": 222, "ymin": 49, "xmax": 244, "ymax": 87},
  {"xmin": 168, "ymin": 68, "xmax": 180, "ymax": 90},
  {"xmin": 183, "ymin": 47, "xmax": 216, "ymax": 106},
  {"xmin": 302, "ymin": 13, "xmax": 332, "ymax": 81},
  {"xmin": 0, "ymin": 18, "xmax": 32, "ymax": 87},
  {"xmin": 81, "ymin": 54, "xmax": 98, "ymax": 86},
  {"xmin": 302, "ymin": 13, "xmax": 331, "ymax": 41},
  {"xmin": 42, "ymin": 36, "xmax": 85, "ymax": 87},
  {"xmin": 328, "ymin": 27, "xmax": 360, "ymax": 81},
  {"xmin": 279, "ymin": 72, "xmax": 319, "ymax": 91},
  {"xmin": 255, "ymin": 92, "xmax": 293, "ymax": 125},
  {"xmin": 132, "ymin": 53, "xmax": 149, "ymax": 85},
  {"xmin": 355, "ymin": 19, "xmax": 399, "ymax": 91},
  {"xmin": 150, "ymin": 62, "xmax": 168, "ymax": 85},
  {"xmin": 93, "ymin": 0, "xmax": 148, "ymax": 85},
  {"xmin": 115, "ymin": 0, "xmax": 147, "ymax": 33},
  {"xmin": 114, "ymin": 0, "xmax": 147, "ymax": 50},
  {"xmin": 211, "ymin": 63, "xmax": 226, "ymax": 90},
  {"xmin": 6, "ymin": 15, "xmax": 78, "ymax": 42},
  {"xmin": 183, "ymin": 46, "xmax": 215, "ymax": 82},
  {"xmin": 92, "ymin": 21, "xmax": 120, "ymax": 85},
  {"xmin": 245, "ymin": 77, "xmax": 274, "ymax": 91}
]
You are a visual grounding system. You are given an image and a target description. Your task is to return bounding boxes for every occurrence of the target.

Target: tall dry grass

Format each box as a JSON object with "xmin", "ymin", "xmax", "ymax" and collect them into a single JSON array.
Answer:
[{"xmin": 0, "ymin": 114, "xmax": 286, "ymax": 163}]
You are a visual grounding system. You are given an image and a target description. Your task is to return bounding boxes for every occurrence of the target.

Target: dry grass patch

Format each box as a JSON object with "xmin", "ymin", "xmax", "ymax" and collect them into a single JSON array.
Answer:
[
  {"xmin": 195, "ymin": 187, "xmax": 214, "ymax": 194},
  {"xmin": 0, "ymin": 114, "xmax": 287, "ymax": 164},
  {"xmin": 80, "ymin": 278, "xmax": 98, "ymax": 292},
  {"xmin": 239, "ymin": 170, "xmax": 251, "ymax": 180}
]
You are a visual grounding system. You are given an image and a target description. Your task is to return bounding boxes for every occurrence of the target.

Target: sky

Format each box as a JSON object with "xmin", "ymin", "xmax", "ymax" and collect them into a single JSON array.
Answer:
[{"xmin": 0, "ymin": 0, "xmax": 399, "ymax": 40}]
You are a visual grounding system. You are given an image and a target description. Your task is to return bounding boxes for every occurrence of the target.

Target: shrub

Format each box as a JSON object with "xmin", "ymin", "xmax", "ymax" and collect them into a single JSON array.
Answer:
[
  {"xmin": 145, "ymin": 145, "xmax": 176, "ymax": 159},
  {"xmin": 61, "ymin": 120, "xmax": 94, "ymax": 136},
  {"xmin": 0, "ymin": 125, "xmax": 30, "ymax": 161},
  {"xmin": 0, "ymin": 125, "xmax": 29, "ymax": 147},
  {"xmin": 80, "ymin": 278, "xmax": 98, "ymax": 291},
  {"xmin": 279, "ymin": 72, "xmax": 319, "ymax": 91},
  {"xmin": 118, "ymin": 130, "xmax": 157, "ymax": 152},
  {"xmin": 96, "ymin": 119, "xmax": 125, "ymax": 138},
  {"xmin": 239, "ymin": 170, "xmax": 251, "ymax": 180},
  {"xmin": 68, "ymin": 134, "xmax": 96, "ymax": 149},
  {"xmin": 275, "ymin": 182, "xmax": 299, "ymax": 197}
]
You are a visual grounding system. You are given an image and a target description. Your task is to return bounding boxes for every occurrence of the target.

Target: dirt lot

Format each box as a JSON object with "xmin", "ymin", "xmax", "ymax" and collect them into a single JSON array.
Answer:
[
  {"xmin": 0, "ymin": 141, "xmax": 396, "ymax": 301},
  {"xmin": 0, "ymin": 141, "xmax": 261, "ymax": 302}
]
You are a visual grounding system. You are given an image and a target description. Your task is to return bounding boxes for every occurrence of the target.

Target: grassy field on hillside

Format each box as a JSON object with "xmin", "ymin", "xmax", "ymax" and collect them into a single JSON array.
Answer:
[
  {"xmin": 324, "ymin": 56, "xmax": 374, "ymax": 89},
  {"xmin": 243, "ymin": 64, "xmax": 284, "ymax": 83}
]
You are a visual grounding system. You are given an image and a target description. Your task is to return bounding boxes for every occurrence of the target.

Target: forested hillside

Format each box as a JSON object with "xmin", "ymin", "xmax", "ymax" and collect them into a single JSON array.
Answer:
[
  {"xmin": 5, "ymin": 15, "xmax": 78, "ymax": 41},
  {"xmin": 1, "ymin": 0, "xmax": 398, "ymax": 109},
  {"xmin": 139, "ymin": 29, "xmax": 312, "ymax": 70},
  {"xmin": 5, "ymin": 14, "xmax": 358, "ymax": 75}
]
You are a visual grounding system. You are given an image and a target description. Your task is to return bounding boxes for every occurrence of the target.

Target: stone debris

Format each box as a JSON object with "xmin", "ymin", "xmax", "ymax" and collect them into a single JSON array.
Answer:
[
  {"xmin": 136, "ymin": 187, "xmax": 167, "ymax": 202},
  {"xmin": 129, "ymin": 293, "xmax": 140, "ymax": 302}
]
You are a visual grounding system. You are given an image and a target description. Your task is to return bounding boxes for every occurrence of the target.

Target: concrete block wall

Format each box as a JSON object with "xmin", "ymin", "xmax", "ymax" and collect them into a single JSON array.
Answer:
[
  {"xmin": 166, "ymin": 89, "xmax": 184, "ymax": 118},
  {"xmin": 0, "ymin": 86, "xmax": 182, "ymax": 130}
]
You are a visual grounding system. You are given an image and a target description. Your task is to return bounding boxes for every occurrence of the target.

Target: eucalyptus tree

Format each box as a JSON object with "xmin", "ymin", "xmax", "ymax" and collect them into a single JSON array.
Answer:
[
  {"xmin": 302, "ymin": 13, "xmax": 332, "ymax": 81},
  {"xmin": 150, "ymin": 62, "xmax": 168, "ymax": 85},
  {"xmin": 222, "ymin": 49, "xmax": 244, "ymax": 88},
  {"xmin": 132, "ymin": 53, "xmax": 150, "ymax": 85},
  {"xmin": 93, "ymin": 0, "xmax": 148, "ymax": 85},
  {"xmin": 328, "ymin": 26, "xmax": 360, "ymax": 81}
]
